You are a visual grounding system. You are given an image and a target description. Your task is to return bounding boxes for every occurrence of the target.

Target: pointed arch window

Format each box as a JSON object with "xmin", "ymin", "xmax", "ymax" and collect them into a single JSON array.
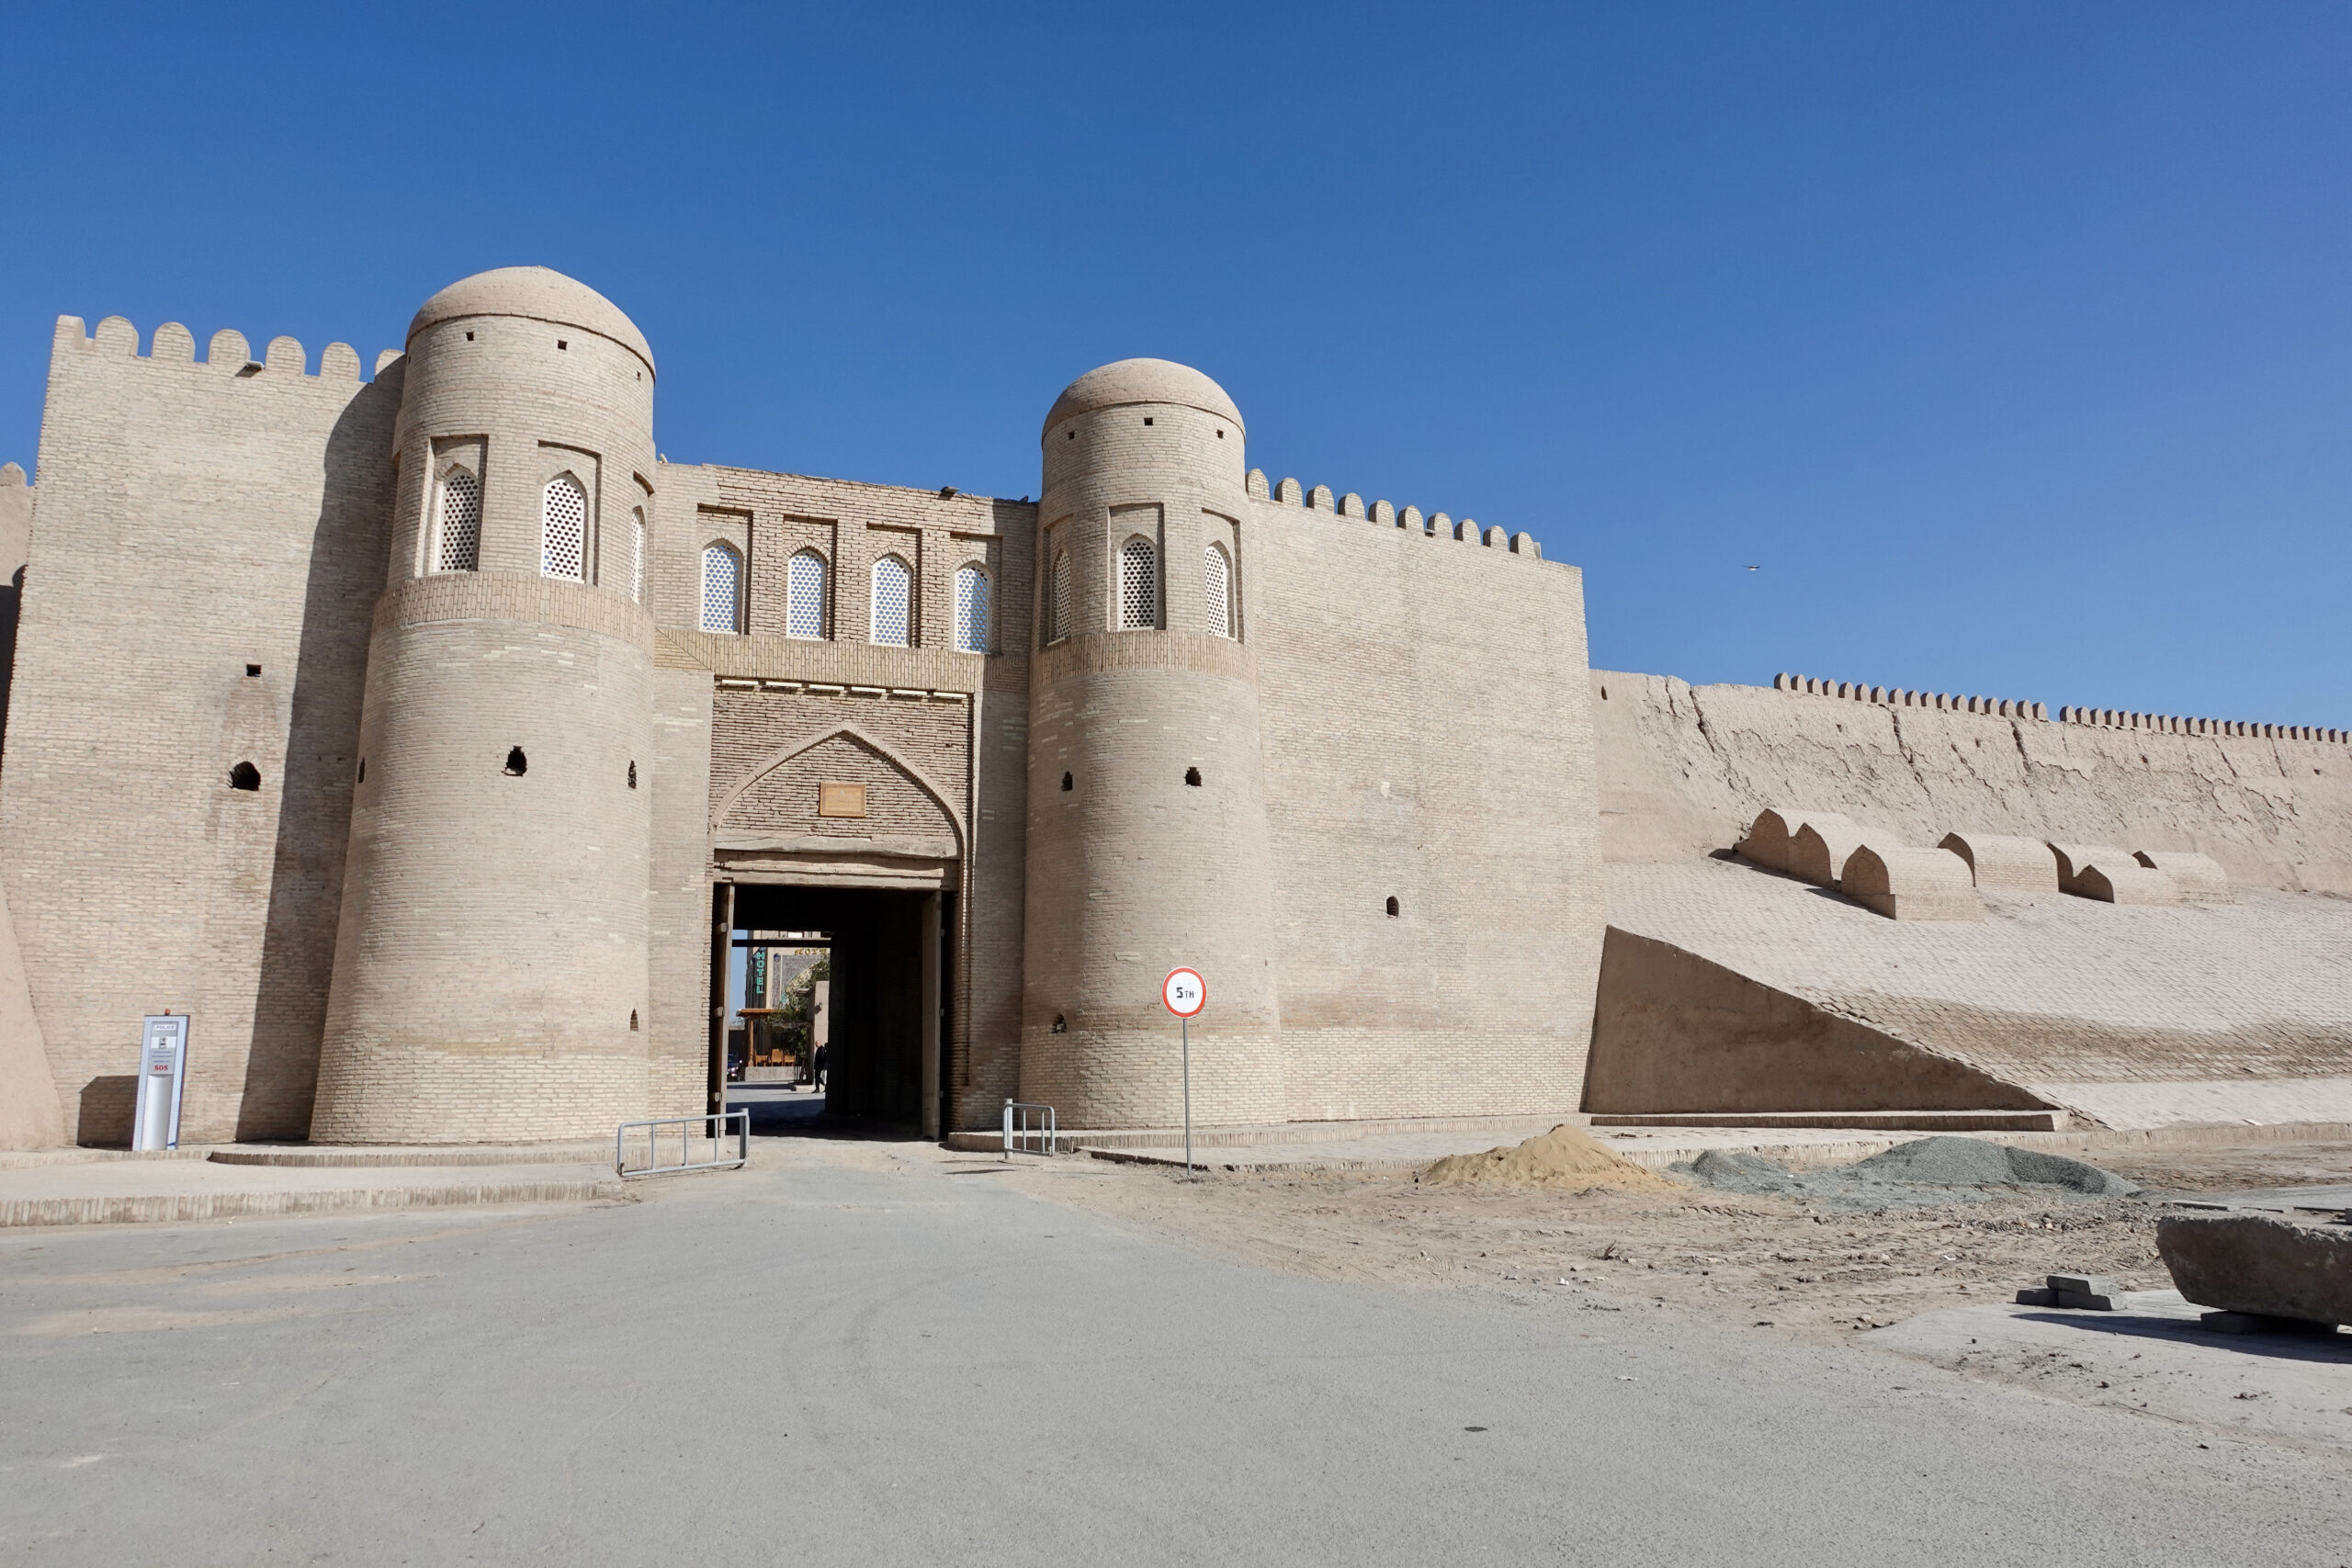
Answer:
[
  {"xmin": 786, "ymin": 549, "xmax": 829, "ymax": 639},
  {"xmin": 630, "ymin": 509, "xmax": 647, "ymax": 603},
  {"xmin": 699, "ymin": 542, "xmax": 742, "ymax": 633},
  {"xmin": 542, "ymin": 474, "xmax": 588, "ymax": 581},
  {"xmin": 1204, "ymin": 543, "xmax": 1233, "ymax": 638},
  {"xmin": 1117, "ymin": 536, "xmax": 1158, "ymax": 629},
  {"xmin": 434, "ymin": 468, "xmax": 481, "ymax": 573},
  {"xmin": 954, "ymin": 564, "xmax": 990, "ymax": 653},
  {"xmin": 1047, "ymin": 548, "xmax": 1072, "ymax": 645},
  {"xmin": 870, "ymin": 555, "xmax": 912, "ymax": 647}
]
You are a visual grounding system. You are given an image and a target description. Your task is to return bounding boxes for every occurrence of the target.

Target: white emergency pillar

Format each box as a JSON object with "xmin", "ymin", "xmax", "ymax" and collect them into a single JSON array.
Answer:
[{"xmin": 131, "ymin": 1015, "xmax": 188, "ymax": 1151}]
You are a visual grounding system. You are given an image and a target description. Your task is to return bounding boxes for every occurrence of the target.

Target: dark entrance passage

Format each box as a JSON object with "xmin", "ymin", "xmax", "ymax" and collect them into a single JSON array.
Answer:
[{"xmin": 710, "ymin": 882, "xmax": 952, "ymax": 1135}]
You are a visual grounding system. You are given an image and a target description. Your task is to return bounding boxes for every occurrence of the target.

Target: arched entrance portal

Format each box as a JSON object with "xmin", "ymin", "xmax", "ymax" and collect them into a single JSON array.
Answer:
[{"xmin": 709, "ymin": 880, "xmax": 953, "ymax": 1137}]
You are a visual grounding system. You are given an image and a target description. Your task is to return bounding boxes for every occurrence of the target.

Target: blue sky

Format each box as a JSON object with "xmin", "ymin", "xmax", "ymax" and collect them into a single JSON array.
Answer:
[{"xmin": 5, "ymin": 2, "xmax": 2346, "ymax": 722}]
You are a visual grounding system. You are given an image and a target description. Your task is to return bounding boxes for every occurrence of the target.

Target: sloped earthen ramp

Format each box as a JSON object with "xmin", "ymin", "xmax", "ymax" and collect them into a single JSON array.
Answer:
[{"xmin": 1589, "ymin": 859, "xmax": 2352, "ymax": 1129}]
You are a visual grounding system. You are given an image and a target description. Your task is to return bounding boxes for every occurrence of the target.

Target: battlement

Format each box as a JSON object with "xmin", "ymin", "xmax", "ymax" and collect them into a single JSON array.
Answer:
[
  {"xmin": 51, "ymin": 314, "xmax": 401, "ymax": 385},
  {"xmin": 1768, "ymin": 671, "xmax": 2346, "ymax": 744},
  {"xmin": 2055, "ymin": 705, "xmax": 2345, "ymax": 744},
  {"xmin": 1244, "ymin": 467, "xmax": 1543, "ymax": 560},
  {"xmin": 1771, "ymin": 672, "xmax": 2047, "ymax": 720}
]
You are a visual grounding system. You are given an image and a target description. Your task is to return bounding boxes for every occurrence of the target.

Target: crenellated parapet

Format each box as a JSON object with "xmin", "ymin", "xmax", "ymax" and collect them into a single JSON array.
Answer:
[
  {"xmin": 1768, "ymin": 668, "xmax": 2346, "ymax": 742},
  {"xmin": 51, "ymin": 314, "xmax": 400, "ymax": 385},
  {"xmin": 2054, "ymin": 706, "xmax": 2345, "ymax": 744},
  {"xmin": 1244, "ymin": 467, "xmax": 1544, "ymax": 560},
  {"xmin": 1771, "ymin": 672, "xmax": 2046, "ymax": 720}
]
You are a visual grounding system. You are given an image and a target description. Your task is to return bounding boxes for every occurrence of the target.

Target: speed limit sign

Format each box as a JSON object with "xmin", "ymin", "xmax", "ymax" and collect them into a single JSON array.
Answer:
[{"xmin": 1162, "ymin": 967, "xmax": 1206, "ymax": 1018}]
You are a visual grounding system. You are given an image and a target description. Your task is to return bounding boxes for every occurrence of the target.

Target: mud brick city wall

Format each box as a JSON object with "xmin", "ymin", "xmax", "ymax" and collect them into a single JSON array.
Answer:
[
  {"xmin": 0, "ymin": 317, "xmax": 396, "ymax": 1144},
  {"xmin": 1242, "ymin": 479, "xmax": 1604, "ymax": 1121}
]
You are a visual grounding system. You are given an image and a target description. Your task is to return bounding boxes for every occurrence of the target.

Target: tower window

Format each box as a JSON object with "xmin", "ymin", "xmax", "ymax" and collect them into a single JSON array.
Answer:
[
  {"xmin": 700, "ymin": 543, "xmax": 743, "ymax": 633},
  {"xmin": 245, "ymin": 663, "xmax": 262, "ymax": 677},
  {"xmin": 786, "ymin": 549, "xmax": 828, "ymax": 639},
  {"xmin": 434, "ymin": 468, "xmax": 481, "ymax": 573},
  {"xmin": 1060, "ymin": 772, "xmax": 1073, "ymax": 792},
  {"xmin": 1143, "ymin": 417, "xmax": 1154, "ymax": 426},
  {"xmin": 954, "ymin": 564, "xmax": 990, "ymax": 653},
  {"xmin": 629, "ymin": 1010, "xmax": 639, "ymax": 1031},
  {"xmin": 1117, "ymin": 536, "xmax": 1158, "ymax": 629},
  {"xmin": 1184, "ymin": 767, "xmax": 1202, "ymax": 786},
  {"xmin": 1385, "ymin": 896, "xmax": 1400, "ymax": 918},
  {"xmin": 870, "ymin": 554, "xmax": 912, "ymax": 647},
  {"xmin": 1051, "ymin": 1013, "xmax": 1067, "ymax": 1033},
  {"xmin": 228, "ymin": 761, "xmax": 261, "ymax": 792},
  {"xmin": 542, "ymin": 474, "xmax": 588, "ymax": 581},
  {"xmin": 557, "ymin": 339, "xmax": 568, "ymax": 350},
  {"xmin": 627, "ymin": 761, "xmax": 639, "ymax": 789},
  {"xmin": 356, "ymin": 759, "xmax": 366, "ymax": 784},
  {"xmin": 1047, "ymin": 549, "xmax": 1072, "ymax": 644},
  {"xmin": 1204, "ymin": 544, "xmax": 1232, "ymax": 638},
  {"xmin": 503, "ymin": 747, "xmax": 528, "ymax": 776}
]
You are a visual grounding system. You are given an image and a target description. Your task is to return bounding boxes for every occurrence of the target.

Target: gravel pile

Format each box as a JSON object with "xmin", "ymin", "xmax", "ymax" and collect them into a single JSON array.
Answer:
[{"xmin": 1676, "ymin": 1136, "xmax": 2142, "ymax": 1212}]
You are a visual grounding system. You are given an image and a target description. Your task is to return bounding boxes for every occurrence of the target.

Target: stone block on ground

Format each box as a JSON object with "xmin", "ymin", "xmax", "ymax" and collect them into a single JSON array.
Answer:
[
  {"xmin": 2048, "ymin": 1272, "xmax": 2120, "ymax": 1298},
  {"xmin": 2158, "ymin": 1213, "xmax": 2352, "ymax": 1327},
  {"xmin": 2015, "ymin": 1286, "xmax": 2058, "ymax": 1306}
]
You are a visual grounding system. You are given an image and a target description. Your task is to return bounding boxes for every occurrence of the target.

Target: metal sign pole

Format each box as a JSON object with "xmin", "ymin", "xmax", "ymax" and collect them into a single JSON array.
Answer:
[
  {"xmin": 1160, "ymin": 967, "xmax": 1205, "ymax": 1179},
  {"xmin": 1182, "ymin": 1015, "xmax": 1193, "ymax": 1175}
]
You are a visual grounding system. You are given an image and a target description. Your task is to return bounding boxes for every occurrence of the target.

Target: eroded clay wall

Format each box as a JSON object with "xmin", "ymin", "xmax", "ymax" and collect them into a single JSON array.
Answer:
[
  {"xmin": 1, "ymin": 317, "xmax": 396, "ymax": 1144},
  {"xmin": 1592, "ymin": 670, "xmax": 2352, "ymax": 895},
  {"xmin": 1244, "ymin": 483, "xmax": 1602, "ymax": 1120}
]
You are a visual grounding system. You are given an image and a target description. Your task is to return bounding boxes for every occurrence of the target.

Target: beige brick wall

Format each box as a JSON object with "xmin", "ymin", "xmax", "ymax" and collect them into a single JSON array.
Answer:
[
  {"xmin": 1247, "ymin": 492, "xmax": 1603, "ymax": 1122},
  {"xmin": 1, "ymin": 317, "xmax": 394, "ymax": 1144},
  {"xmin": 649, "ymin": 464, "xmax": 1032, "ymax": 1130}
]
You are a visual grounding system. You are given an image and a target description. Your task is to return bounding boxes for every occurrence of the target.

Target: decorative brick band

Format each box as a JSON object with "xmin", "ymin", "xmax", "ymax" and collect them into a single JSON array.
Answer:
[
  {"xmin": 654, "ymin": 626, "xmax": 996, "ymax": 692},
  {"xmin": 1035, "ymin": 628, "xmax": 1257, "ymax": 687},
  {"xmin": 374, "ymin": 571, "xmax": 657, "ymax": 652}
]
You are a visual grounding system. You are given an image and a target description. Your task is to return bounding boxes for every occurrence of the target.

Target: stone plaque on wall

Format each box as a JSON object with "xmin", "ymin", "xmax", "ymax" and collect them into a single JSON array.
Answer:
[{"xmin": 817, "ymin": 781, "xmax": 868, "ymax": 818}]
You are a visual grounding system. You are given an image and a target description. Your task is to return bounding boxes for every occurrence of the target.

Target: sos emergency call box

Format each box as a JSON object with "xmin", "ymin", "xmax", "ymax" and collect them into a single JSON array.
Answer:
[{"xmin": 131, "ymin": 1015, "xmax": 188, "ymax": 1152}]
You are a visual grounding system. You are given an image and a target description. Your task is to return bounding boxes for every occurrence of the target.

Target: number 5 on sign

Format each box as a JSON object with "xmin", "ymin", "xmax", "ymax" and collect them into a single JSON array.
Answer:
[{"xmin": 1162, "ymin": 967, "xmax": 1206, "ymax": 1018}]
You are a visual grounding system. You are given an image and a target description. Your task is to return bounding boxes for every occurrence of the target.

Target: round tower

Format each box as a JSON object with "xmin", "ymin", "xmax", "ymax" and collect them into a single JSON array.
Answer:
[
  {"xmin": 1020, "ymin": 359, "xmax": 1287, "ymax": 1127},
  {"xmin": 312, "ymin": 267, "xmax": 658, "ymax": 1144}
]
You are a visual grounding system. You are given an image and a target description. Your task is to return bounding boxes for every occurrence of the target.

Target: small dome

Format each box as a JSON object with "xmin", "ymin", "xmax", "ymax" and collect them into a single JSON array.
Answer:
[
  {"xmin": 1044, "ymin": 358, "xmax": 1242, "ymax": 438},
  {"xmin": 408, "ymin": 266, "xmax": 654, "ymax": 376}
]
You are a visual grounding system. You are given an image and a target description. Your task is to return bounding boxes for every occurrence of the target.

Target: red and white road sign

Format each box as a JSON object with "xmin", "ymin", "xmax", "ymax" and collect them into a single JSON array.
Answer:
[{"xmin": 1161, "ymin": 967, "xmax": 1206, "ymax": 1018}]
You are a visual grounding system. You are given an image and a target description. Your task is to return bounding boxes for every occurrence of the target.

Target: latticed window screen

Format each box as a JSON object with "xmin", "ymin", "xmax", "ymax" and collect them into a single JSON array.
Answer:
[
  {"xmin": 786, "ymin": 550, "xmax": 828, "ymax": 639},
  {"xmin": 870, "ymin": 556, "xmax": 912, "ymax": 647},
  {"xmin": 1118, "ymin": 536, "xmax": 1158, "ymax": 629},
  {"xmin": 542, "ymin": 475, "xmax": 588, "ymax": 581},
  {"xmin": 954, "ymin": 565, "xmax": 989, "ymax": 653},
  {"xmin": 699, "ymin": 544, "xmax": 741, "ymax": 633},
  {"xmin": 1204, "ymin": 545, "xmax": 1232, "ymax": 638},
  {"xmin": 630, "ymin": 511, "xmax": 646, "ymax": 603},
  {"xmin": 1048, "ymin": 550, "xmax": 1071, "ymax": 643},
  {"xmin": 435, "ymin": 469, "xmax": 481, "ymax": 573}
]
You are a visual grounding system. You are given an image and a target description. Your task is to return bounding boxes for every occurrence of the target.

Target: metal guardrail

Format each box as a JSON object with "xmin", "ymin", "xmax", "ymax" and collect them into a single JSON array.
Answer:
[
  {"xmin": 616, "ymin": 1111, "xmax": 750, "ymax": 1178},
  {"xmin": 1001, "ymin": 1100, "xmax": 1057, "ymax": 1159}
]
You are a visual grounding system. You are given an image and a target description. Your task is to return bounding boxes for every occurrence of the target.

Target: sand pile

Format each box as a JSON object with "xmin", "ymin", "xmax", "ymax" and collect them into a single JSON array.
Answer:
[
  {"xmin": 1417, "ymin": 1123, "xmax": 1680, "ymax": 1192},
  {"xmin": 1679, "ymin": 1136, "xmax": 2141, "ymax": 1212}
]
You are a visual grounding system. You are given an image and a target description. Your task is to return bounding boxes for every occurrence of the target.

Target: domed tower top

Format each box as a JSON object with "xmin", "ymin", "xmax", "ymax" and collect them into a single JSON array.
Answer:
[
  {"xmin": 409, "ymin": 265, "xmax": 654, "ymax": 378},
  {"xmin": 1043, "ymin": 357, "xmax": 1240, "ymax": 439}
]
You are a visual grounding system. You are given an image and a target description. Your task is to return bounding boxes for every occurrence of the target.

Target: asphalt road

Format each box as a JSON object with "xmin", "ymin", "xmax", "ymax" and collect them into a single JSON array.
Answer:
[{"xmin": 2, "ymin": 1140, "xmax": 2346, "ymax": 1566}]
